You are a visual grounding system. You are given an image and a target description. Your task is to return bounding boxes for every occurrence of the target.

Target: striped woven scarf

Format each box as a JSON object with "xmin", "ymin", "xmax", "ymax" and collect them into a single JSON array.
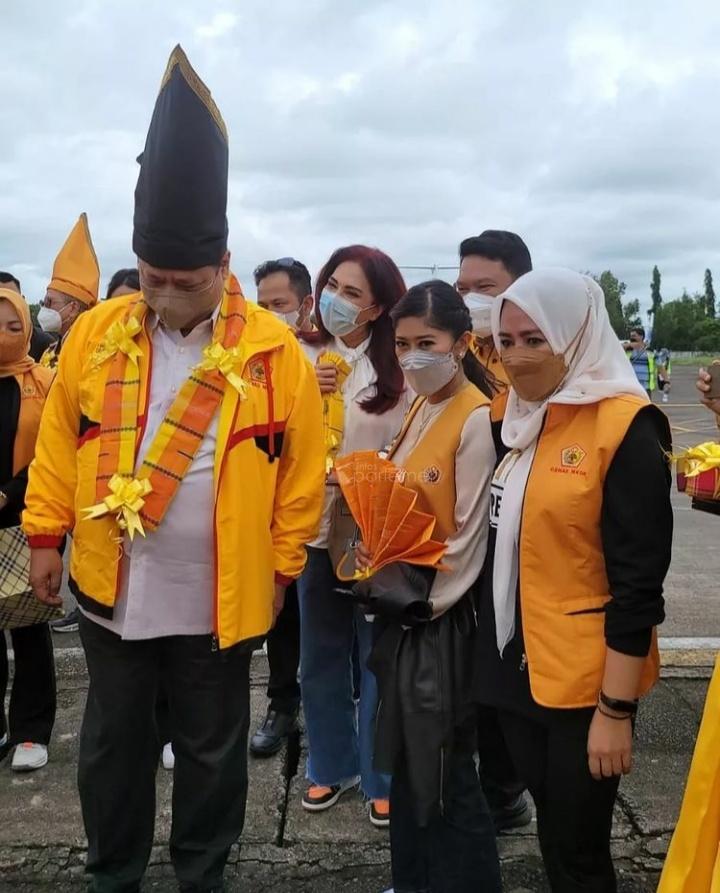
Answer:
[{"xmin": 94, "ymin": 274, "xmax": 247, "ymax": 532}]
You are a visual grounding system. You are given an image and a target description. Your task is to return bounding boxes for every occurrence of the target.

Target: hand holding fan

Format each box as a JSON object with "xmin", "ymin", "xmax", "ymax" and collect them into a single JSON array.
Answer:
[{"xmin": 334, "ymin": 451, "xmax": 447, "ymax": 581}]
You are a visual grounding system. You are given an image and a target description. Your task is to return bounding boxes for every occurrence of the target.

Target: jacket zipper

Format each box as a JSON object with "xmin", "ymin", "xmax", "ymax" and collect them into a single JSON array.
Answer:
[
  {"xmin": 113, "ymin": 326, "xmax": 154, "ymax": 601},
  {"xmin": 514, "ymin": 414, "xmax": 545, "ymax": 679},
  {"xmin": 210, "ymin": 344, "xmax": 282, "ymax": 650}
]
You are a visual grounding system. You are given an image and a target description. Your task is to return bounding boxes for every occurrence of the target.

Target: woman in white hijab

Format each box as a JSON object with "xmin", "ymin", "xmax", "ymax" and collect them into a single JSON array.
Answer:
[{"xmin": 473, "ymin": 268, "xmax": 673, "ymax": 892}]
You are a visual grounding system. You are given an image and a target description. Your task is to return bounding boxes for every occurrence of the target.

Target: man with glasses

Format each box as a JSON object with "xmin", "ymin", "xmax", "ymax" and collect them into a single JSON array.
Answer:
[
  {"xmin": 24, "ymin": 46, "xmax": 324, "ymax": 892},
  {"xmin": 37, "ymin": 213, "xmax": 100, "ymax": 361},
  {"xmin": 251, "ymin": 257, "xmax": 320, "ymax": 757}
]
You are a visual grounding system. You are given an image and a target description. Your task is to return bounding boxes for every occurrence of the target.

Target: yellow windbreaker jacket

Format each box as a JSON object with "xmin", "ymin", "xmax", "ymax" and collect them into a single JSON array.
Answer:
[{"xmin": 23, "ymin": 291, "xmax": 325, "ymax": 648}]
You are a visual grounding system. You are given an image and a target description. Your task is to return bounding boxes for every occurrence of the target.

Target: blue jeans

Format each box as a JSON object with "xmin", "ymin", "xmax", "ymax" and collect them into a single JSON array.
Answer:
[{"xmin": 298, "ymin": 546, "xmax": 390, "ymax": 800}]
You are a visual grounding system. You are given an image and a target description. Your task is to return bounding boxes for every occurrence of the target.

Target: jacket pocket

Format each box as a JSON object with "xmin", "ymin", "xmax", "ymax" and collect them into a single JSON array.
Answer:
[{"xmin": 561, "ymin": 594, "xmax": 610, "ymax": 616}]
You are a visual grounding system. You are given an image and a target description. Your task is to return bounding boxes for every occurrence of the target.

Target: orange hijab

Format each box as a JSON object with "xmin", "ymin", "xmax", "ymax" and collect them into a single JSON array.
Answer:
[{"xmin": 0, "ymin": 288, "xmax": 55, "ymax": 474}]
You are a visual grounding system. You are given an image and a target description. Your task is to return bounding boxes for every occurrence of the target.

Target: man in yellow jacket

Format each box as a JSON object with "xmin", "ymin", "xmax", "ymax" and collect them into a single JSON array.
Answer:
[{"xmin": 24, "ymin": 46, "xmax": 324, "ymax": 893}]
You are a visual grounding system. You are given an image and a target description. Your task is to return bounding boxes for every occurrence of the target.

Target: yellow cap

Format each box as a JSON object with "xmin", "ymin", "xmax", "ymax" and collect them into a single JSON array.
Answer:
[{"xmin": 48, "ymin": 213, "xmax": 100, "ymax": 306}]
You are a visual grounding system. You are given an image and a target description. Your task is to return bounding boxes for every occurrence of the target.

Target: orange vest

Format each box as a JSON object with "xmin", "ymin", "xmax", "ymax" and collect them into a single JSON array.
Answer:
[
  {"xmin": 389, "ymin": 383, "xmax": 489, "ymax": 541},
  {"xmin": 470, "ymin": 337, "xmax": 509, "ymax": 388},
  {"xmin": 12, "ymin": 367, "xmax": 55, "ymax": 475},
  {"xmin": 493, "ymin": 391, "xmax": 661, "ymax": 709}
]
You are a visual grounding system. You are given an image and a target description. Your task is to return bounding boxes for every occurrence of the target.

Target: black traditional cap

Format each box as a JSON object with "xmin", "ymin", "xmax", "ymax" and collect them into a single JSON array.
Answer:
[{"xmin": 133, "ymin": 45, "xmax": 229, "ymax": 270}]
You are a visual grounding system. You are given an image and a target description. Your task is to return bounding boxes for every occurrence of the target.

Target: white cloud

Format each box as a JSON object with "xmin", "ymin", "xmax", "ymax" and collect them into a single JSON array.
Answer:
[
  {"xmin": 2, "ymin": 0, "xmax": 719, "ymax": 310},
  {"xmin": 195, "ymin": 11, "xmax": 238, "ymax": 40}
]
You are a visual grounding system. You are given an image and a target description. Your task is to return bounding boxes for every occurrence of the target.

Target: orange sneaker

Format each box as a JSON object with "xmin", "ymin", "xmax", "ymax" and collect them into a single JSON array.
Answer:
[
  {"xmin": 369, "ymin": 798, "xmax": 390, "ymax": 828},
  {"xmin": 302, "ymin": 778, "xmax": 358, "ymax": 812}
]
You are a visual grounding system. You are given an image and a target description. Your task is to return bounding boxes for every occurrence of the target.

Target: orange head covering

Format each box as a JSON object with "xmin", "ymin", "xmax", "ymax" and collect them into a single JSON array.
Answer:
[
  {"xmin": 0, "ymin": 287, "xmax": 35, "ymax": 377},
  {"xmin": 0, "ymin": 287, "xmax": 55, "ymax": 474},
  {"xmin": 48, "ymin": 212, "xmax": 100, "ymax": 306}
]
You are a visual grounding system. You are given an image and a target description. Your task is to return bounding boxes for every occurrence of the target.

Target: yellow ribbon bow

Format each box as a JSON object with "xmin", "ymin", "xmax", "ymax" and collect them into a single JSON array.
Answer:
[
  {"xmin": 675, "ymin": 441, "xmax": 720, "ymax": 477},
  {"xmin": 193, "ymin": 342, "xmax": 247, "ymax": 397},
  {"xmin": 318, "ymin": 351, "xmax": 351, "ymax": 474},
  {"xmin": 39, "ymin": 347, "xmax": 57, "ymax": 369},
  {"xmin": 92, "ymin": 318, "xmax": 143, "ymax": 369},
  {"xmin": 83, "ymin": 474, "xmax": 153, "ymax": 541}
]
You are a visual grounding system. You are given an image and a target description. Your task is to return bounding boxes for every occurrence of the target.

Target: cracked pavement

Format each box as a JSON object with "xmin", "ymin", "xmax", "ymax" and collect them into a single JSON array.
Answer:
[{"xmin": 0, "ymin": 648, "xmax": 712, "ymax": 892}]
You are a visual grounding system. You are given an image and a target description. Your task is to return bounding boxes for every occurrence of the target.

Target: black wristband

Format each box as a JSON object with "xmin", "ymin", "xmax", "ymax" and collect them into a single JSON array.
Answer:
[
  {"xmin": 596, "ymin": 704, "xmax": 632, "ymax": 721},
  {"xmin": 599, "ymin": 691, "xmax": 639, "ymax": 715}
]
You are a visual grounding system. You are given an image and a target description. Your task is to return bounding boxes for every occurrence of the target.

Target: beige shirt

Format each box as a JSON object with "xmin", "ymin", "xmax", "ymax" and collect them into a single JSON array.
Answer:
[
  {"xmin": 81, "ymin": 310, "xmax": 219, "ymax": 639},
  {"xmin": 391, "ymin": 399, "xmax": 495, "ymax": 616},
  {"xmin": 311, "ymin": 336, "xmax": 413, "ymax": 549}
]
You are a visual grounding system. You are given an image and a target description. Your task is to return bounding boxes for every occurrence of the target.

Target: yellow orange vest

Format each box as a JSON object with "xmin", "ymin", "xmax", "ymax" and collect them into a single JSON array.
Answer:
[
  {"xmin": 389, "ymin": 383, "xmax": 489, "ymax": 541},
  {"xmin": 492, "ymin": 391, "xmax": 661, "ymax": 709}
]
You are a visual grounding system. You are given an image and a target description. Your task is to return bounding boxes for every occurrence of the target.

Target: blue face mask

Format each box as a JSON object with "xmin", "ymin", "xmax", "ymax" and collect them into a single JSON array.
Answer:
[{"xmin": 319, "ymin": 288, "xmax": 367, "ymax": 337}]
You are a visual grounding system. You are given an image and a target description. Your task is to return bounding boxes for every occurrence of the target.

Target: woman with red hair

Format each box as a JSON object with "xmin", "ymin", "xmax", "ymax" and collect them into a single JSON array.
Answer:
[{"xmin": 298, "ymin": 245, "xmax": 412, "ymax": 827}]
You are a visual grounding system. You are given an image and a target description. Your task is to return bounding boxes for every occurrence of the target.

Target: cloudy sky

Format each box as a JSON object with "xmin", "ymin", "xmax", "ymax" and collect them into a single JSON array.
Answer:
[{"xmin": 2, "ymin": 1, "xmax": 718, "ymax": 313}]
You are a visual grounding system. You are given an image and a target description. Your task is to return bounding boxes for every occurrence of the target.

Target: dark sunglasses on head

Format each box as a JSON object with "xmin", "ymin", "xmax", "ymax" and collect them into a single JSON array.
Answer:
[{"xmin": 253, "ymin": 256, "xmax": 298, "ymax": 278}]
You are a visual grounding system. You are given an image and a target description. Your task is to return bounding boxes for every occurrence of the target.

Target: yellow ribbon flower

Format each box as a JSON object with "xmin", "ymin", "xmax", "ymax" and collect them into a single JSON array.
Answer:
[
  {"xmin": 193, "ymin": 342, "xmax": 247, "ymax": 398},
  {"xmin": 673, "ymin": 441, "xmax": 720, "ymax": 477},
  {"xmin": 92, "ymin": 318, "xmax": 143, "ymax": 369},
  {"xmin": 39, "ymin": 347, "xmax": 57, "ymax": 369},
  {"xmin": 83, "ymin": 474, "xmax": 153, "ymax": 541}
]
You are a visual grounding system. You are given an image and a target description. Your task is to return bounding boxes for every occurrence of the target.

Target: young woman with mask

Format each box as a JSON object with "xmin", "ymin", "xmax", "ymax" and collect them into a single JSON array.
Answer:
[
  {"xmin": 474, "ymin": 269, "xmax": 673, "ymax": 892},
  {"xmin": 0, "ymin": 288, "xmax": 56, "ymax": 771},
  {"xmin": 298, "ymin": 245, "xmax": 411, "ymax": 827},
  {"xmin": 355, "ymin": 280, "xmax": 502, "ymax": 893}
]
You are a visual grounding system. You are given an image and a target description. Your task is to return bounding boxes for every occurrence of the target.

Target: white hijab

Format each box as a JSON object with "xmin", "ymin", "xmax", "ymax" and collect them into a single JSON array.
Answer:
[{"xmin": 491, "ymin": 268, "xmax": 648, "ymax": 655}]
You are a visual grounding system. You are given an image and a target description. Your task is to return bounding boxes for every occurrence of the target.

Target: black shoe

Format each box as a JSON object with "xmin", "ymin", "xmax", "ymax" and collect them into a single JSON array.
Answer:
[
  {"xmin": 493, "ymin": 793, "xmax": 533, "ymax": 833},
  {"xmin": 51, "ymin": 607, "xmax": 80, "ymax": 634},
  {"xmin": 249, "ymin": 708, "xmax": 298, "ymax": 757}
]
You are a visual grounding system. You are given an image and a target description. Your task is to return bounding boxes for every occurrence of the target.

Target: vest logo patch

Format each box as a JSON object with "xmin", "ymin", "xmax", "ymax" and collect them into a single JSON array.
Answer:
[
  {"xmin": 22, "ymin": 385, "xmax": 36, "ymax": 397},
  {"xmin": 248, "ymin": 360, "xmax": 267, "ymax": 387},
  {"xmin": 561, "ymin": 445, "xmax": 586, "ymax": 469},
  {"xmin": 422, "ymin": 465, "xmax": 441, "ymax": 484}
]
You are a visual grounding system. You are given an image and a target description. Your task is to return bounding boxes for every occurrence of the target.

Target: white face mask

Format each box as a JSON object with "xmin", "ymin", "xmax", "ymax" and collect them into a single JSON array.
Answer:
[
  {"xmin": 38, "ymin": 305, "xmax": 63, "ymax": 334},
  {"xmin": 399, "ymin": 350, "xmax": 459, "ymax": 396},
  {"xmin": 272, "ymin": 308, "xmax": 300, "ymax": 328},
  {"xmin": 465, "ymin": 292, "xmax": 494, "ymax": 338}
]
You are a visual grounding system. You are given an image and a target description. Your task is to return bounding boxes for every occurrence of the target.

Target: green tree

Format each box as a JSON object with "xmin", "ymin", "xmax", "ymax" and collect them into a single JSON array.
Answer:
[
  {"xmin": 622, "ymin": 299, "xmax": 642, "ymax": 332},
  {"xmin": 652, "ymin": 291, "xmax": 708, "ymax": 350},
  {"xmin": 28, "ymin": 303, "xmax": 40, "ymax": 326},
  {"xmin": 595, "ymin": 270, "xmax": 626, "ymax": 337},
  {"xmin": 650, "ymin": 266, "xmax": 662, "ymax": 317},
  {"xmin": 705, "ymin": 269, "xmax": 716, "ymax": 319}
]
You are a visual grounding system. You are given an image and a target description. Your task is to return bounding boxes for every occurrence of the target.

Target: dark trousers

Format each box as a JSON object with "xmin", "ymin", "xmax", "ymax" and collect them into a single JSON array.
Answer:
[
  {"xmin": 0, "ymin": 623, "xmax": 56, "ymax": 745},
  {"xmin": 78, "ymin": 615, "xmax": 252, "ymax": 893},
  {"xmin": 266, "ymin": 581, "xmax": 300, "ymax": 714},
  {"xmin": 390, "ymin": 714, "xmax": 502, "ymax": 893},
  {"xmin": 477, "ymin": 703, "xmax": 525, "ymax": 813},
  {"xmin": 500, "ymin": 708, "xmax": 620, "ymax": 893}
]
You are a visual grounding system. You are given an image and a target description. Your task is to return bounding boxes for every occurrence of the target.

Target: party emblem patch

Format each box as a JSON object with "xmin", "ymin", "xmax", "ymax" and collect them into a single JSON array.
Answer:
[
  {"xmin": 248, "ymin": 360, "xmax": 267, "ymax": 386},
  {"xmin": 561, "ymin": 444, "xmax": 586, "ymax": 468},
  {"xmin": 422, "ymin": 466, "xmax": 441, "ymax": 483}
]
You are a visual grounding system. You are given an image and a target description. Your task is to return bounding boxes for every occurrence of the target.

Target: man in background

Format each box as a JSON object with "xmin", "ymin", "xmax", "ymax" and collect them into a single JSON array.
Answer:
[
  {"xmin": 455, "ymin": 230, "xmax": 532, "ymax": 388},
  {"xmin": 455, "ymin": 229, "xmax": 533, "ymax": 832},
  {"xmin": 250, "ymin": 257, "xmax": 319, "ymax": 756},
  {"xmin": 36, "ymin": 212, "xmax": 99, "ymax": 364},
  {"xmin": 655, "ymin": 346, "xmax": 672, "ymax": 404},
  {"xmin": 627, "ymin": 327, "xmax": 656, "ymax": 400}
]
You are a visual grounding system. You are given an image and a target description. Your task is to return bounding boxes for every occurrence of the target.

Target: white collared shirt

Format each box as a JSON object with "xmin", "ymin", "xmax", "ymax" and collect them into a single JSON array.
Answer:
[
  {"xmin": 81, "ymin": 310, "xmax": 220, "ymax": 639},
  {"xmin": 310, "ymin": 335, "xmax": 413, "ymax": 548}
]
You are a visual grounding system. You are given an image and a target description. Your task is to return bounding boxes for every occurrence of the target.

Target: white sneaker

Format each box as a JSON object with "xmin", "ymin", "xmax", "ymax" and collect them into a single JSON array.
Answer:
[
  {"xmin": 11, "ymin": 742, "xmax": 48, "ymax": 772},
  {"xmin": 662, "ymin": 393, "xmax": 669, "ymax": 403},
  {"xmin": 162, "ymin": 742, "xmax": 175, "ymax": 770}
]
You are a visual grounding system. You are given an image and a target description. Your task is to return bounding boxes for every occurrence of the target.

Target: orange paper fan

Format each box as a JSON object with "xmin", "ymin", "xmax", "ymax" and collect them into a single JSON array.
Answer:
[{"xmin": 334, "ymin": 451, "xmax": 447, "ymax": 581}]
